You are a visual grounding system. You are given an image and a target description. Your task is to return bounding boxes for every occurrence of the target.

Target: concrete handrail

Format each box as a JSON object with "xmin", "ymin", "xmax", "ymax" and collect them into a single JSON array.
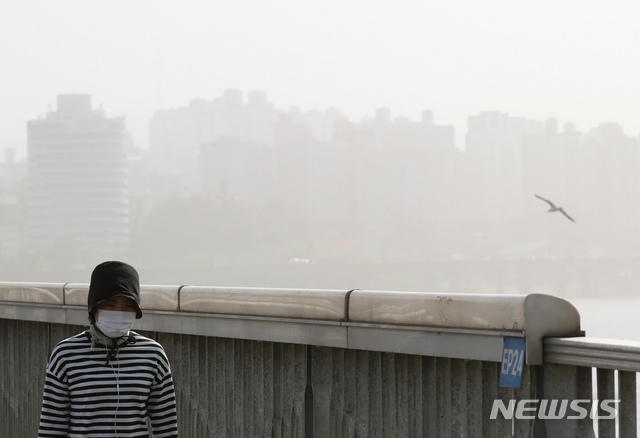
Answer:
[{"xmin": 0, "ymin": 282, "xmax": 583, "ymax": 364}]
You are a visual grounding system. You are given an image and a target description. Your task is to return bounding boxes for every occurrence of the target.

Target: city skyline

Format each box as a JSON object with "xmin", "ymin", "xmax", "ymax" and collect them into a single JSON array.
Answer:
[
  {"xmin": 2, "ymin": 87, "xmax": 638, "ymax": 162},
  {"xmin": 1, "ymin": 91, "xmax": 640, "ymax": 294},
  {"xmin": 2, "ymin": 0, "xmax": 639, "ymax": 159},
  {"xmin": 6, "ymin": 93, "xmax": 640, "ymax": 252}
]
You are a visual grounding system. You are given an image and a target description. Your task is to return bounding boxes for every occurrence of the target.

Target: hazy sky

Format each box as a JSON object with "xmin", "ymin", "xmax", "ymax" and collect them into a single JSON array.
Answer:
[{"xmin": 1, "ymin": 0, "xmax": 639, "ymax": 158}]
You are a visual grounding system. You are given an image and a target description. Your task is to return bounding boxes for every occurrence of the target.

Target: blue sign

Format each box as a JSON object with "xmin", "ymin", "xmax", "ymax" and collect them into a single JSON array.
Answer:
[{"xmin": 499, "ymin": 337, "xmax": 526, "ymax": 388}]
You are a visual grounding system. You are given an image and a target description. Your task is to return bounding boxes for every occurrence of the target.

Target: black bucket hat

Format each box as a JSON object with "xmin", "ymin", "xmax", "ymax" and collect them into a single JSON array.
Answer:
[{"xmin": 87, "ymin": 261, "xmax": 142, "ymax": 319}]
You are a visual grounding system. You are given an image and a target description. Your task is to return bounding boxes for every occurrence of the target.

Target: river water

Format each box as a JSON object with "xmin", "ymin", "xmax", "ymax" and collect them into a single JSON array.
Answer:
[{"xmin": 568, "ymin": 296, "xmax": 640, "ymax": 341}]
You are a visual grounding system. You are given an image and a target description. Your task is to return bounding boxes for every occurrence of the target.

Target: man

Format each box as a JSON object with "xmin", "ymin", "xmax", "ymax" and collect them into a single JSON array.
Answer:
[{"xmin": 38, "ymin": 261, "xmax": 179, "ymax": 437}]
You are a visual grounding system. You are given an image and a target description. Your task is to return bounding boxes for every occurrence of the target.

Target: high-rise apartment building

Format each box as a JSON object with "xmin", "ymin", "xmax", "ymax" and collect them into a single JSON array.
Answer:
[
  {"xmin": 465, "ymin": 112, "xmax": 546, "ymax": 225},
  {"xmin": 200, "ymin": 137, "xmax": 273, "ymax": 205},
  {"xmin": 27, "ymin": 94, "xmax": 130, "ymax": 262},
  {"xmin": 0, "ymin": 148, "xmax": 27, "ymax": 261},
  {"xmin": 148, "ymin": 89, "xmax": 277, "ymax": 197}
]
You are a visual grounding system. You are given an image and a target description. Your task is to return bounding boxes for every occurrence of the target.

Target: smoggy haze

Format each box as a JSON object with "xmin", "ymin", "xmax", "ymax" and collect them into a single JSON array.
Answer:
[
  {"xmin": 1, "ymin": 0, "xmax": 639, "ymax": 157},
  {"xmin": 1, "ymin": 1, "xmax": 640, "ymax": 295}
]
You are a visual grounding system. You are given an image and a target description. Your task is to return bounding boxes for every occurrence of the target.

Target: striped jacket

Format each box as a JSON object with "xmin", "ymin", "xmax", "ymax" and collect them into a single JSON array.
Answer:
[{"xmin": 38, "ymin": 331, "xmax": 178, "ymax": 437}]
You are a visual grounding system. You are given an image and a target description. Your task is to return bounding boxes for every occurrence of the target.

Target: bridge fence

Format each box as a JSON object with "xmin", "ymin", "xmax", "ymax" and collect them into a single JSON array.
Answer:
[{"xmin": 0, "ymin": 282, "xmax": 634, "ymax": 437}]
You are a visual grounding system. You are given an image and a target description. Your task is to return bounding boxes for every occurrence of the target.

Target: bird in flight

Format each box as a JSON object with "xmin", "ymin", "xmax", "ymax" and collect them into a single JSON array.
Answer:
[{"xmin": 535, "ymin": 194, "xmax": 576, "ymax": 222}]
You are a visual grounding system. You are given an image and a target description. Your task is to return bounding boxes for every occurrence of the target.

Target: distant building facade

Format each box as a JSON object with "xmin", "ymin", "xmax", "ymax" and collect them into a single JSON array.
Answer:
[
  {"xmin": 27, "ymin": 94, "xmax": 130, "ymax": 263},
  {"xmin": 200, "ymin": 137, "xmax": 273, "ymax": 205},
  {"xmin": 0, "ymin": 149, "xmax": 28, "ymax": 261},
  {"xmin": 148, "ymin": 89, "xmax": 278, "ymax": 197}
]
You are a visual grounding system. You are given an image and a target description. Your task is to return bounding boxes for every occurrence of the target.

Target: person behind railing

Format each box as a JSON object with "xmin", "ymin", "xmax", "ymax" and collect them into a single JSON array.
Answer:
[{"xmin": 37, "ymin": 261, "xmax": 179, "ymax": 437}]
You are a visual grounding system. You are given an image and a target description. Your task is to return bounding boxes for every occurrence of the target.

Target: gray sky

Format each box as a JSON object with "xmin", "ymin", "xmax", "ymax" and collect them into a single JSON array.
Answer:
[{"xmin": 2, "ymin": 0, "xmax": 639, "ymax": 158}]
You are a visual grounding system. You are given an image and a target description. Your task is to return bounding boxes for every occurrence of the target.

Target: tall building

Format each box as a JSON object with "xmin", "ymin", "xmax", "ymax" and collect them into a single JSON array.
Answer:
[
  {"xmin": 27, "ymin": 94, "xmax": 130, "ymax": 263},
  {"xmin": 465, "ymin": 112, "xmax": 545, "ymax": 225},
  {"xmin": 200, "ymin": 137, "xmax": 273, "ymax": 206},
  {"xmin": 0, "ymin": 148, "xmax": 28, "ymax": 261},
  {"xmin": 148, "ymin": 89, "xmax": 277, "ymax": 197}
]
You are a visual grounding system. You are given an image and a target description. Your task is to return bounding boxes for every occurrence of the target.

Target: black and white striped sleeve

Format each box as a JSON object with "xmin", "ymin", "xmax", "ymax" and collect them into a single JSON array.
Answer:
[
  {"xmin": 38, "ymin": 350, "xmax": 70, "ymax": 437},
  {"xmin": 148, "ymin": 349, "xmax": 179, "ymax": 437}
]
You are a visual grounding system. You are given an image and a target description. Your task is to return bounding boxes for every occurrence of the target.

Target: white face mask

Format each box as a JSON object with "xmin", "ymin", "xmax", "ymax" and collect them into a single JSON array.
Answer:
[{"xmin": 95, "ymin": 309, "xmax": 136, "ymax": 338}]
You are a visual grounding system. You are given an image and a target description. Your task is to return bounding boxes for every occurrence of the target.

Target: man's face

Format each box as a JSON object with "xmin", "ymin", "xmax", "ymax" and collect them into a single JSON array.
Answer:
[{"xmin": 95, "ymin": 295, "xmax": 137, "ymax": 321}]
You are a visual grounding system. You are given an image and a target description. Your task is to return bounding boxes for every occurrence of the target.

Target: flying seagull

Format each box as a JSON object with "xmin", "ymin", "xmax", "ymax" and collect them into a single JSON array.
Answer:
[{"xmin": 535, "ymin": 194, "xmax": 576, "ymax": 222}]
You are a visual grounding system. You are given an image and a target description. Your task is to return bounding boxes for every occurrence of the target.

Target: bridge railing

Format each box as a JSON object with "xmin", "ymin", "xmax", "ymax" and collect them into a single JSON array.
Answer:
[
  {"xmin": 2, "ymin": 281, "xmax": 630, "ymax": 438},
  {"xmin": 542, "ymin": 337, "xmax": 640, "ymax": 438}
]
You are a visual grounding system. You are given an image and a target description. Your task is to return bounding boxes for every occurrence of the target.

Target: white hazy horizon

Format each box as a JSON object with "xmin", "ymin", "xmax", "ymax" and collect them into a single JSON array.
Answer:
[{"xmin": 1, "ymin": 0, "xmax": 639, "ymax": 159}]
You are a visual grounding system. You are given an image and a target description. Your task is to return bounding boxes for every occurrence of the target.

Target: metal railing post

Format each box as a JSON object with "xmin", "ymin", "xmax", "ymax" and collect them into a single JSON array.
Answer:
[
  {"xmin": 597, "ymin": 368, "xmax": 616, "ymax": 438},
  {"xmin": 618, "ymin": 371, "xmax": 637, "ymax": 438}
]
